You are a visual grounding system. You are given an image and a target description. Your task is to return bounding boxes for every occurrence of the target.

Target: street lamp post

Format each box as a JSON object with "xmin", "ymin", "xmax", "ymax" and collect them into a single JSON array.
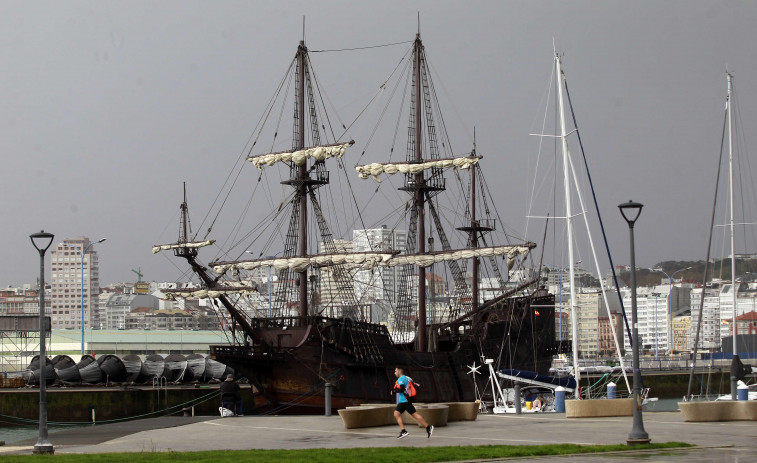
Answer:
[
  {"xmin": 30, "ymin": 230, "xmax": 55, "ymax": 455},
  {"xmin": 65, "ymin": 238, "xmax": 106, "ymax": 356},
  {"xmin": 619, "ymin": 201, "xmax": 650, "ymax": 445},
  {"xmin": 651, "ymin": 267, "xmax": 692, "ymax": 356}
]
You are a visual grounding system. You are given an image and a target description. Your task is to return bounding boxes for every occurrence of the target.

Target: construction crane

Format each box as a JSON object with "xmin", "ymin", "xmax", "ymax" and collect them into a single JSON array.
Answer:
[{"xmin": 132, "ymin": 268, "xmax": 143, "ymax": 283}]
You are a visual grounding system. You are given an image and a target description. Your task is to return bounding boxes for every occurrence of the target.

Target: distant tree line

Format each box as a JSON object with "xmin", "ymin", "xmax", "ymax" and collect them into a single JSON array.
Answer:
[{"xmin": 617, "ymin": 259, "xmax": 757, "ymax": 287}]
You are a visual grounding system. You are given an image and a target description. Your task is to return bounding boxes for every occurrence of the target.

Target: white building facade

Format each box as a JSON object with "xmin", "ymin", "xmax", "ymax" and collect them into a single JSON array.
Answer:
[
  {"xmin": 352, "ymin": 226, "xmax": 407, "ymax": 305},
  {"xmin": 49, "ymin": 237, "xmax": 102, "ymax": 329}
]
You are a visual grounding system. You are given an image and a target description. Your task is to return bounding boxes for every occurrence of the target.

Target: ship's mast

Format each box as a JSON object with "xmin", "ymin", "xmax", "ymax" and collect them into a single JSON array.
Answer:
[
  {"xmin": 456, "ymin": 132, "xmax": 494, "ymax": 313},
  {"xmin": 414, "ymin": 34, "xmax": 428, "ymax": 351},
  {"xmin": 297, "ymin": 40, "xmax": 308, "ymax": 321},
  {"xmin": 180, "ymin": 183, "xmax": 193, "ymax": 250},
  {"xmin": 168, "ymin": 186, "xmax": 259, "ymax": 345},
  {"xmin": 471, "ymin": 139, "xmax": 479, "ymax": 311}
]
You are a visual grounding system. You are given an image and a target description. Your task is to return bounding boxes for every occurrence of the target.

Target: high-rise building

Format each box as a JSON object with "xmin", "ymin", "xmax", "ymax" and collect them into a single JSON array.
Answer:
[
  {"xmin": 352, "ymin": 226, "xmax": 407, "ymax": 305},
  {"xmin": 672, "ymin": 315, "xmax": 692, "ymax": 353},
  {"xmin": 690, "ymin": 287, "xmax": 722, "ymax": 350},
  {"xmin": 318, "ymin": 239, "xmax": 354, "ymax": 316},
  {"xmin": 49, "ymin": 237, "xmax": 102, "ymax": 329},
  {"xmin": 576, "ymin": 290, "xmax": 603, "ymax": 356}
]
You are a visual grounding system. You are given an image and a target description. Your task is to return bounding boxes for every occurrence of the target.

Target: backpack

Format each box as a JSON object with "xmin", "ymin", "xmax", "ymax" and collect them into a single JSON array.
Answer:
[
  {"xmin": 404, "ymin": 377, "xmax": 420, "ymax": 398},
  {"xmin": 393, "ymin": 376, "xmax": 420, "ymax": 398},
  {"xmin": 405, "ymin": 380, "xmax": 417, "ymax": 398}
]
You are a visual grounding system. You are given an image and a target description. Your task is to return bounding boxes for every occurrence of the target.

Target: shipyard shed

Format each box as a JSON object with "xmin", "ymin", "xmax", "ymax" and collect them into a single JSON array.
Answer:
[
  {"xmin": 51, "ymin": 329, "xmax": 231, "ymax": 355},
  {"xmin": 2, "ymin": 329, "xmax": 231, "ymax": 375}
]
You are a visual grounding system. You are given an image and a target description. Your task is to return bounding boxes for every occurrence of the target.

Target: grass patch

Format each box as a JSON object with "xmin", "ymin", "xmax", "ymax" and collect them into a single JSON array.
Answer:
[{"xmin": 2, "ymin": 442, "xmax": 692, "ymax": 462}]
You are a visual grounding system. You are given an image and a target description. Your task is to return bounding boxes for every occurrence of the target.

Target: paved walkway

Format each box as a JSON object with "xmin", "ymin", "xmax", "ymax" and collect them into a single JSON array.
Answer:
[{"xmin": 2, "ymin": 412, "xmax": 755, "ymax": 461}]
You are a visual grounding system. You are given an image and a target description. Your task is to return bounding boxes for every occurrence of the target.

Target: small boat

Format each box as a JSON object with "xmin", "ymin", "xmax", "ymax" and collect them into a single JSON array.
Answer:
[
  {"xmin": 77, "ymin": 354, "xmax": 102, "ymax": 384},
  {"xmin": 52, "ymin": 355, "xmax": 79, "ymax": 384},
  {"xmin": 23, "ymin": 355, "xmax": 56, "ymax": 386},
  {"xmin": 97, "ymin": 354, "xmax": 128, "ymax": 383},
  {"xmin": 186, "ymin": 353, "xmax": 207, "ymax": 381},
  {"xmin": 205, "ymin": 357, "xmax": 232, "ymax": 381},
  {"xmin": 163, "ymin": 354, "xmax": 188, "ymax": 382},
  {"xmin": 141, "ymin": 354, "xmax": 166, "ymax": 381},
  {"xmin": 122, "ymin": 354, "xmax": 143, "ymax": 383}
]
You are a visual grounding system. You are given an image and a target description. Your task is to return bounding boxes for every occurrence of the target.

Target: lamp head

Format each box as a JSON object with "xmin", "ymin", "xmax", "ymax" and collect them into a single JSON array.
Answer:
[
  {"xmin": 619, "ymin": 200, "xmax": 643, "ymax": 226},
  {"xmin": 97, "ymin": 238, "xmax": 107, "ymax": 244},
  {"xmin": 30, "ymin": 230, "xmax": 55, "ymax": 253}
]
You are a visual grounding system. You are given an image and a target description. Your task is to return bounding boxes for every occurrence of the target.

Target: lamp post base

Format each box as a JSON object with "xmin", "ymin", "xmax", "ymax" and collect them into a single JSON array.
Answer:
[
  {"xmin": 33, "ymin": 443, "xmax": 54, "ymax": 454},
  {"xmin": 626, "ymin": 437, "xmax": 651, "ymax": 445}
]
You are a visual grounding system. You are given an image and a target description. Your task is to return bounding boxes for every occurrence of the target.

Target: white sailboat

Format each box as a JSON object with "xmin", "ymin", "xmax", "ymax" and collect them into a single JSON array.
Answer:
[
  {"xmin": 687, "ymin": 72, "xmax": 756, "ymax": 402},
  {"xmin": 527, "ymin": 50, "xmax": 632, "ymax": 399}
]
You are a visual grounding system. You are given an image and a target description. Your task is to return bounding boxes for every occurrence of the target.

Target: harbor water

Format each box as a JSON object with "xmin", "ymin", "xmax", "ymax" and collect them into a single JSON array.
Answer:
[
  {"xmin": 643, "ymin": 397, "xmax": 683, "ymax": 412},
  {"xmin": 1, "ymin": 424, "xmax": 84, "ymax": 445}
]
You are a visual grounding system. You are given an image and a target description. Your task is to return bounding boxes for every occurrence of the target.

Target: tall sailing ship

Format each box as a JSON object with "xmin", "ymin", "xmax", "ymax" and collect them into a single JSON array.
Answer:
[{"xmin": 153, "ymin": 34, "xmax": 566, "ymax": 413}]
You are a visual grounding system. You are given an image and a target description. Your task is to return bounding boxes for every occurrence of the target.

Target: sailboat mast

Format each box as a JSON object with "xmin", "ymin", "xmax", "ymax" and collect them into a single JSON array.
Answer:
[
  {"xmin": 414, "ymin": 34, "xmax": 428, "ymax": 351},
  {"xmin": 556, "ymin": 53, "xmax": 581, "ymax": 395},
  {"xmin": 727, "ymin": 72, "xmax": 739, "ymax": 399},
  {"xmin": 297, "ymin": 41, "xmax": 308, "ymax": 320},
  {"xmin": 727, "ymin": 72, "xmax": 737, "ymax": 349}
]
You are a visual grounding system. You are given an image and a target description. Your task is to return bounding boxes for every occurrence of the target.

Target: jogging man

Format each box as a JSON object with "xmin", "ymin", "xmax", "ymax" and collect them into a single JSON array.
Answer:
[{"xmin": 392, "ymin": 367, "xmax": 433, "ymax": 439}]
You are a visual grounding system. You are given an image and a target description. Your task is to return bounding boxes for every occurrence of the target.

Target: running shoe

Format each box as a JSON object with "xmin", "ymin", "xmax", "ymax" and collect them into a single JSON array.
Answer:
[{"xmin": 397, "ymin": 429, "xmax": 409, "ymax": 439}]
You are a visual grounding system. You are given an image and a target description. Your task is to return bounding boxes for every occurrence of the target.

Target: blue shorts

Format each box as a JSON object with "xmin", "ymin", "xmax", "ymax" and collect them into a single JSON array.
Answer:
[{"xmin": 395, "ymin": 402, "xmax": 416, "ymax": 415}]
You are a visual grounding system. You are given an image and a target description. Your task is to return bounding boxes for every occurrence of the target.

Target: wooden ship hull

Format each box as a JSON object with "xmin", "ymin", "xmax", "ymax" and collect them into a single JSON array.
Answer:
[{"xmin": 211, "ymin": 293, "xmax": 564, "ymax": 414}]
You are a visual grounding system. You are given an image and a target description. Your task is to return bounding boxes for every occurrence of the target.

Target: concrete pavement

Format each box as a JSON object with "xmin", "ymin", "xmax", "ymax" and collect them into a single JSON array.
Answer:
[{"xmin": 2, "ymin": 411, "xmax": 755, "ymax": 461}]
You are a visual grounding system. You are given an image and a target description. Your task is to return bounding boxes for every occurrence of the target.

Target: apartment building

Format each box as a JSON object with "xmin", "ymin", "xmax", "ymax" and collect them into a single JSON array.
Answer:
[
  {"xmin": 352, "ymin": 226, "xmax": 407, "ymax": 305},
  {"xmin": 0, "ymin": 286, "xmax": 50, "ymax": 315},
  {"xmin": 49, "ymin": 237, "xmax": 102, "ymax": 329}
]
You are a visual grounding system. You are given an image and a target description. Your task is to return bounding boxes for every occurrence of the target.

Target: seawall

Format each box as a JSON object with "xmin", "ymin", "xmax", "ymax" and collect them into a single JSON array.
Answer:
[{"xmin": 0, "ymin": 385, "xmax": 228, "ymax": 424}]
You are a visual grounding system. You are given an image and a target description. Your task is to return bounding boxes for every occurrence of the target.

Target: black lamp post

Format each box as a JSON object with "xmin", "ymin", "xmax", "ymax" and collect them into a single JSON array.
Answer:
[
  {"xmin": 618, "ymin": 201, "xmax": 650, "ymax": 445},
  {"xmin": 30, "ymin": 230, "xmax": 55, "ymax": 455}
]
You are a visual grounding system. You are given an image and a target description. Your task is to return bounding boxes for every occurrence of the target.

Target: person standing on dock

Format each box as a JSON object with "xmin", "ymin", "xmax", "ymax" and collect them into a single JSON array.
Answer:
[
  {"xmin": 219, "ymin": 374, "xmax": 243, "ymax": 416},
  {"xmin": 392, "ymin": 367, "xmax": 433, "ymax": 439}
]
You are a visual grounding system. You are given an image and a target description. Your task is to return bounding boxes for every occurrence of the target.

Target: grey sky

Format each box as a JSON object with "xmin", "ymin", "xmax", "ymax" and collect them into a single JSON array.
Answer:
[{"xmin": 3, "ymin": 1, "xmax": 757, "ymax": 286}]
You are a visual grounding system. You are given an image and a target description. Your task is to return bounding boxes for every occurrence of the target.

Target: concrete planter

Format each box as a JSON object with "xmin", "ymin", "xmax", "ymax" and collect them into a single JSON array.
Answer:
[
  {"xmin": 565, "ymin": 398, "xmax": 633, "ymax": 418},
  {"xmin": 338, "ymin": 403, "xmax": 454, "ymax": 429},
  {"xmin": 679, "ymin": 400, "xmax": 757, "ymax": 422}
]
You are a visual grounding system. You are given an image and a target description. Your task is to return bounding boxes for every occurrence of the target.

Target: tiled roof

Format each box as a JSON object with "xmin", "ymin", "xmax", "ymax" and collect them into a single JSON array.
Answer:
[{"xmin": 737, "ymin": 310, "xmax": 757, "ymax": 321}]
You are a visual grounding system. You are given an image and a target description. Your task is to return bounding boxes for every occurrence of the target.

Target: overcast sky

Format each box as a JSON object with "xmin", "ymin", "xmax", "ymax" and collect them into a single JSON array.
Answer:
[{"xmin": 3, "ymin": 1, "xmax": 757, "ymax": 287}]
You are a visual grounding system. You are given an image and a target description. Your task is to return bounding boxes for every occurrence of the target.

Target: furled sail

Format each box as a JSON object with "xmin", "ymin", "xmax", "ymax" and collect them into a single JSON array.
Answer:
[
  {"xmin": 377, "ymin": 245, "xmax": 532, "ymax": 270},
  {"xmin": 162, "ymin": 285, "xmax": 258, "ymax": 300},
  {"xmin": 213, "ymin": 251, "xmax": 399, "ymax": 275},
  {"xmin": 212, "ymin": 244, "xmax": 532, "ymax": 275},
  {"xmin": 355, "ymin": 155, "xmax": 481, "ymax": 182},
  {"xmin": 248, "ymin": 141, "xmax": 354, "ymax": 170},
  {"xmin": 152, "ymin": 240, "xmax": 215, "ymax": 254}
]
